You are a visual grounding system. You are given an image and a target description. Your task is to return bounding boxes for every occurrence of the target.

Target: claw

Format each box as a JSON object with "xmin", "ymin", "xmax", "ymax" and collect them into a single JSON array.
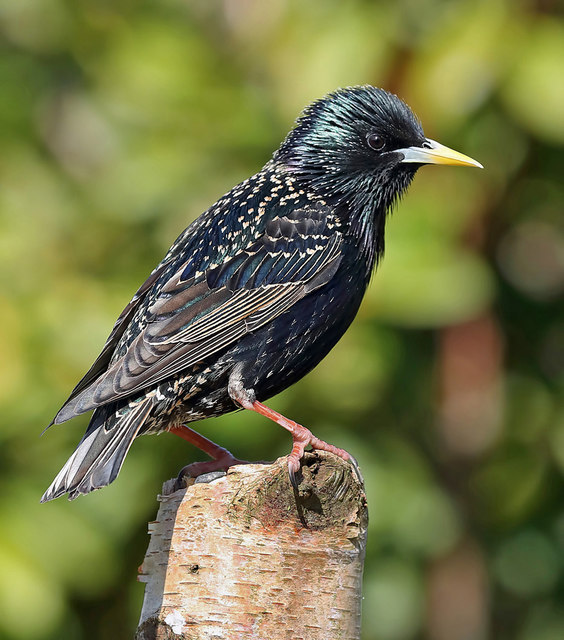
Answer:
[
  {"xmin": 348, "ymin": 453, "xmax": 364, "ymax": 485},
  {"xmin": 288, "ymin": 461, "xmax": 302, "ymax": 491}
]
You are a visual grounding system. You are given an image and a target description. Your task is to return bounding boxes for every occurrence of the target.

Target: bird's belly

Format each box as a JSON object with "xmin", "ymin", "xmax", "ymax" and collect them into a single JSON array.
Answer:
[{"xmin": 233, "ymin": 277, "xmax": 366, "ymax": 401}]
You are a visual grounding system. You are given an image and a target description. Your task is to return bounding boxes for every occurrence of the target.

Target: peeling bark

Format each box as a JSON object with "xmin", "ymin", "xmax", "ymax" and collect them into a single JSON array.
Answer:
[{"xmin": 136, "ymin": 451, "xmax": 368, "ymax": 640}]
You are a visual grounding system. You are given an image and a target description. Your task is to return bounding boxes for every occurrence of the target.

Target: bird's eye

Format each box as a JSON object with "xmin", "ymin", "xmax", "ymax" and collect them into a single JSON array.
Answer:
[{"xmin": 366, "ymin": 133, "xmax": 386, "ymax": 151}]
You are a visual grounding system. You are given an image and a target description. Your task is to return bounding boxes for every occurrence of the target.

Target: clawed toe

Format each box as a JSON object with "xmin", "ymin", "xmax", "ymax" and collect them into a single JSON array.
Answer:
[
  {"xmin": 177, "ymin": 454, "xmax": 247, "ymax": 483},
  {"xmin": 288, "ymin": 460, "xmax": 302, "ymax": 491},
  {"xmin": 285, "ymin": 432, "xmax": 362, "ymax": 490},
  {"xmin": 347, "ymin": 453, "xmax": 364, "ymax": 485}
]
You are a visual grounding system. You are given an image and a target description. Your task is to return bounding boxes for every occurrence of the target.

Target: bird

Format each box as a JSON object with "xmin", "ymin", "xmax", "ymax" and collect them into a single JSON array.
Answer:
[{"xmin": 41, "ymin": 86, "xmax": 481, "ymax": 502}]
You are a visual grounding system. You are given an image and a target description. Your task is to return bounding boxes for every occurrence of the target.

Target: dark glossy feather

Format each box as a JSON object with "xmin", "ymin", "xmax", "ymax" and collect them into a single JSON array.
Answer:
[
  {"xmin": 42, "ymin": 396, "xmax": 155, "ymax": 502},
  {"xmin": 58, "ymin": 262, "xmax": 170, "ymax": 408}
]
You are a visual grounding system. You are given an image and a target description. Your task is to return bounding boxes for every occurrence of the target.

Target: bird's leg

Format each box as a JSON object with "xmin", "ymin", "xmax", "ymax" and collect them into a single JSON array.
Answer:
[
  {"xmin": 248, "ymin": 400, "xmax": 362, "ymax": 489},
  {"xmin": 169, "ymin": 424, "xmax": 247, "ymax": 479},
  {"xmin": 228, "ymin": 378, "xmax": 362, "ymax": 490}
]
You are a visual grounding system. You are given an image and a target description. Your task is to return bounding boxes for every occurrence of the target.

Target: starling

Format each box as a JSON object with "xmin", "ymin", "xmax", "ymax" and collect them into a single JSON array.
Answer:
[{"xmin": 41, "ymin": 86, "xmax": 481, "ymax": 502}]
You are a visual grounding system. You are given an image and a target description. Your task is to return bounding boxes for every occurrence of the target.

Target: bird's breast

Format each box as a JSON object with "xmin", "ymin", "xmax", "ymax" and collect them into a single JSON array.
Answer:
[{"xmin": 233, "ymin": 251, "xmax": 370, "ymax": 401}]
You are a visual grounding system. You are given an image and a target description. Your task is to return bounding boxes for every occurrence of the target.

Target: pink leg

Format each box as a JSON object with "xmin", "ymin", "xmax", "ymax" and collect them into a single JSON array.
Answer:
[
  {"xmin": 231, "ymin": 390, "xmax": 361, "ymax": 488},
  {"xmin": 168, "ymin": 424, "xmax": 247, "ymax": 478}
]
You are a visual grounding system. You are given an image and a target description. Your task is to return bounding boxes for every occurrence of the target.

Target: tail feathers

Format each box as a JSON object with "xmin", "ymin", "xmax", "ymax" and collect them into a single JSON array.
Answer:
[{"xmin": 41, "ymin": 398, "xmax": 154, "ymax": 502}]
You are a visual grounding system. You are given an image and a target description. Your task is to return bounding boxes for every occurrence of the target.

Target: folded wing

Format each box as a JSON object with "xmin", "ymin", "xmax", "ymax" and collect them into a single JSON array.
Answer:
[{"xmin": 54, "ymin": 205, "xmax": 343, "ymax": 423}]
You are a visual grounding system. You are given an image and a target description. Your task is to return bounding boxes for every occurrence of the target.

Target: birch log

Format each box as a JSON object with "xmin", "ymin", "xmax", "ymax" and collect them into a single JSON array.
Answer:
[{"xmin": 135, "ymin": 451, "xmax": 368, "ymax": 640}]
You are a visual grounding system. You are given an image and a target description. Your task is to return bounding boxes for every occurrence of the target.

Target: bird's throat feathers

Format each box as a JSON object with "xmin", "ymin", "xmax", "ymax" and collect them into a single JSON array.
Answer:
[
  {"xmin": 275, "ymin": 150, "xmax": 416, "ymax": 280},
  {"xmin": 345, "ymin": 167, "xmax": 415, "ymax": 278}
]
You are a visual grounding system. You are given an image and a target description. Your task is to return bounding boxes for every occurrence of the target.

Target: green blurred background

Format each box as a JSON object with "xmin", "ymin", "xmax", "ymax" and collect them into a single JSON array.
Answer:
[{"xmin": 1, "ymin": 0, "xmax": 564, "ymax": 638}]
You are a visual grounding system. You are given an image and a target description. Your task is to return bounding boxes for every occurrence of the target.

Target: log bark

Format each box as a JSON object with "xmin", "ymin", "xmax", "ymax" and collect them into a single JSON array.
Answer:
[{"xmin": 136, "ymin": 451, "xmax": 368, "ymax": 640}]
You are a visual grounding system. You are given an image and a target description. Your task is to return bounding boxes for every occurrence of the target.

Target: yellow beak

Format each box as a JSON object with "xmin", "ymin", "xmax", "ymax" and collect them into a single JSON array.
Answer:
[{"xmin": 398, "ymin": 138, "xmax": 483, "ymax": 169}]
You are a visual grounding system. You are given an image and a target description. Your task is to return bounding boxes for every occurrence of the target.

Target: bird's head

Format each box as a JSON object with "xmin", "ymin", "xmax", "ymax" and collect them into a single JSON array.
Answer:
[{"xmin": 276, "ymin": 86, "xmax": 481, "ymax": 223}]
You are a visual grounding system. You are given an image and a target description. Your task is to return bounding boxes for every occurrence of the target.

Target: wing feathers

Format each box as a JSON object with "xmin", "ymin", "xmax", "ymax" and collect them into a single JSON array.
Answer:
[
  {"xmin": 54, "ymin": 262, "xmax": 169, "ymax": 415},
  {"xmin": 41, "ymin": 397, "xmax": 154, "ymax": 502},
  {"xmin": 54, "ymin": 207, "xmax": 344, "ymax": 423}
]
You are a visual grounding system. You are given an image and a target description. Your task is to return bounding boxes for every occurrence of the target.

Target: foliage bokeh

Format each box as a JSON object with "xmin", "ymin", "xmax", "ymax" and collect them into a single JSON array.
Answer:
[{"xmin": 1, "ymin": 1, "xmax": 564, "ymax": 638}]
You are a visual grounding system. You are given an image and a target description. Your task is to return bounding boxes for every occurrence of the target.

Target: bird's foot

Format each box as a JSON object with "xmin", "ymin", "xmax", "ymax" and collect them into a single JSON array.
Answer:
[
  {"xmin": 287, "ymin": 424, "xmax": 362, "ymax": 490},
  {"xmin": 168, "ymin": 423, "xmax": 248, "ymax": 488},
  {"xmin": 228, "ymin": 379, "xmax": 363, "ymax": 492},
  {"xmin": 176, "ymin": 451, "xmax": 248, "ymax": 484}
]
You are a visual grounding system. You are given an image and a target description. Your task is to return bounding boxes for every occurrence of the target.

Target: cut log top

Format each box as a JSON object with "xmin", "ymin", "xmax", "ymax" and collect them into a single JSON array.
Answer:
[{"xmin": 136, "ymin": 451, "xmax": 368, "ymax": 640}]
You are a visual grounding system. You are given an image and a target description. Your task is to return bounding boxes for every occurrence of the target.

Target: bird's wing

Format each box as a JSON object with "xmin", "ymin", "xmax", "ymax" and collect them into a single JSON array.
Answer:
[
  {"xmin": 54, "ymin": 206, "xmax": 343, "ymax": 423},
  {"xmin": 63, "ymin": 262, "xmax": 171, "ymax": 401}
]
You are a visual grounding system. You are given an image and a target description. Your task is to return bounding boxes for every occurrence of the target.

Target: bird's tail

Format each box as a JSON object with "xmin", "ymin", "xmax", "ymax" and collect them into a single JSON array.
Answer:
[{"xmin": 41, "ymin": 396, "xmax": 154, "ymax": 502}]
